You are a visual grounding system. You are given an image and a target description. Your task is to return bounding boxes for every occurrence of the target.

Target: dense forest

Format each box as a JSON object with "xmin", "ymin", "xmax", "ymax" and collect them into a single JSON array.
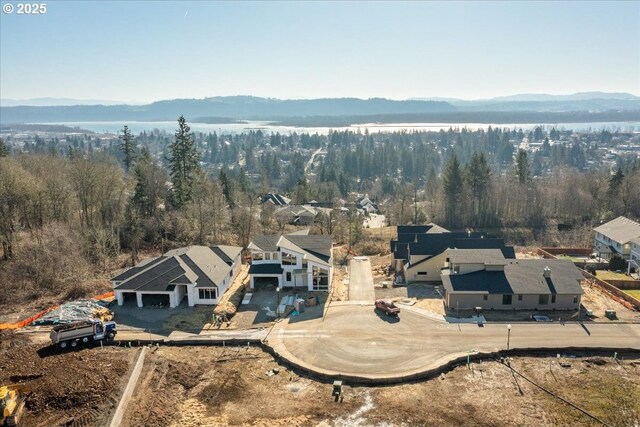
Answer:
[{"xmin": 1, "ymin": 118, "xmax": 639, "ymax": 308}]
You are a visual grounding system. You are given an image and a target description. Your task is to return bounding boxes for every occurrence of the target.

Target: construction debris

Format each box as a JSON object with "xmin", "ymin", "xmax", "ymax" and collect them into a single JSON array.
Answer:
[{"xmin": 31, "ymin": 299, "xmax": 113, "ymax": 325}]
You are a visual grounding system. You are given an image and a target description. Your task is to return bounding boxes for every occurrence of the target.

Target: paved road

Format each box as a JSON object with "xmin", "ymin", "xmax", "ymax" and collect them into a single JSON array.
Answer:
[
  {"xmin": 348, "ymin": 259, "xmax": 376, "ymax": 302},
  {"xmin": 268, "ymin": 305, "xmax": 640, "ymax": 379}
]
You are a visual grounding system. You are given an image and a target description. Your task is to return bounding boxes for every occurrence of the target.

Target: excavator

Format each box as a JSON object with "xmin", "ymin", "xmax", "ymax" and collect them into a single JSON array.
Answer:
[{"xmin": 0, "ymin": 384, "xmax": 31, "ymax": 427}]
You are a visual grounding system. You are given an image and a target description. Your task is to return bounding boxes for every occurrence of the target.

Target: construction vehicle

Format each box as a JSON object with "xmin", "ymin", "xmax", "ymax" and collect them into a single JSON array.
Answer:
[
  {"xmin": 1, "ymin": 384, "xmax": 31, "ymax": 426},
  {"xmin": 49, "ymin": 319, "xmax": 117, "ymax": 350}
]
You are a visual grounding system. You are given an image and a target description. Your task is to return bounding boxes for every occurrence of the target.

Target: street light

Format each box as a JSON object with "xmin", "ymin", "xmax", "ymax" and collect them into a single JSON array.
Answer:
[
  {"xmin": 507, "ymin": 324, "xmax": 512, "ymax": 350},
  {"xmin": 276, "ymin": 286, "xmax": 281, "ymax": 318}
]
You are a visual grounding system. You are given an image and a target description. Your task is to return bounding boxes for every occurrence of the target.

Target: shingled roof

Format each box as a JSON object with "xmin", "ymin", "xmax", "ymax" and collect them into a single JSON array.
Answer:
[
  {"xmin": 594, "ymin": 216, "xmax": 640, "ymax": 244},
  {"xmin": 113, "ymin": 245, "xmax": 241, "ymax": 292},
  {"xmin": 442, "ymin": 259, "xmax": 584, "ymax": 295}
]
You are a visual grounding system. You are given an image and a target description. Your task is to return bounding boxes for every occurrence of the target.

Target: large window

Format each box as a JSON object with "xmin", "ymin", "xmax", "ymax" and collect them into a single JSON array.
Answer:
[
  {"xmin": 282, "ymin": 251, "xmax": 297, "ymax": 266},
  {"xmin": 252, "ymin": 252, "xmax": 264, "ymax": 262},
  {"xmin": 198, "ymin": 288, "xmax": 216, "ymax": 300},
  {"xmin": 286, "ymin": 272, "xmax": 292, "ymax": 281},
  {"xmin": 539, "ymin": 294, "xmax": 549, "ymax": 305},
  {"xmin": 502, "ymin": 294, "xmax": 512, "ymax": 305},
  {"xmin": 312, "ymin": 266, "xmax": 329, "ymax": 291},
  {"xmin": 551, "ymin": 295, "xmax": 556, "ymax": 304}
]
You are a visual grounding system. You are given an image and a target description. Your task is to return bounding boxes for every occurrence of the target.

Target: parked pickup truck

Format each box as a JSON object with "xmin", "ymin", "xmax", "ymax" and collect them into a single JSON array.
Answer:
[
  {"xmin": 375, "ymin": 299, "xmax": 400, "ymax": 316},
  {"xmin": 49, "ymin": 319, "xmax": 117, "ymax": 349}
]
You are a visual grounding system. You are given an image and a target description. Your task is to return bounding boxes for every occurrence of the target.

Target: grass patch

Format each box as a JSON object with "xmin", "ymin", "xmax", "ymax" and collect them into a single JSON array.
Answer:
[
  {"xmin": 557, "ymin": 254, "xmax": 582, "ymax": 263},
  {"xmin": 595, "ymin": 270, "xmax": 634, "ymax": 281},
  {"xmin": 625, "ymin": 289, "xmax": 640, "ymax": 299}
]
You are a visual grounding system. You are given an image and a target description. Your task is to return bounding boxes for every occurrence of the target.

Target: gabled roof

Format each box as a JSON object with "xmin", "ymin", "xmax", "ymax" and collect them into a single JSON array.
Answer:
[
  {"xmin": 442, "ymin": 259, "xmax": 584, "ymax": 295},
  {"xmin": 448, "ymin": 249, "xmax": 507, "ymax": 265},
  {"xmin": 260, "ymin": 193, "xmax": 290, "ymax": 206},
  {"xmin": 249, "ymin": 235, "xmax": 280, "ymax": 252},
  {"xmin": 451, "ymin": 238, "xmax": 516, "ymax": 259},
  {"xmin": 113, "ymin": 245, "xmax": 242, "ymax": 292},
  {"xmin": 280, "ymin": 235, "xmax": 333, "ymax": 264},
  {"xmin": 594, "ymin": 216, "xmax": 640, "ymax": 244}
]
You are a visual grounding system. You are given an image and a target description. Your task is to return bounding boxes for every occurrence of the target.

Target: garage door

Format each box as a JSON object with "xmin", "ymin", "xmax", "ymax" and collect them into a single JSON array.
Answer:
[
  {"xmin": 253, "ymin": 276, "xmax": 279, "ymax": 290},
  {"xmin": 141, "ymin": 293, "xmax": 171, "ymax": 307}
]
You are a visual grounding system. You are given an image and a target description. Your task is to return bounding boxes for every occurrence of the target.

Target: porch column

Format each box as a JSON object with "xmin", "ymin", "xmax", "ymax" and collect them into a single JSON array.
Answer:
[
  {"xmin": 136, "ymin": 292, "xmax": 143, "ymax": 308},
  {"xmin": 250, "ymin": 276, "xmax": 255, "ymax": 289},
  {"xmin": 116, "ymin": 291, "xmax": 124, "ymax": 306}
]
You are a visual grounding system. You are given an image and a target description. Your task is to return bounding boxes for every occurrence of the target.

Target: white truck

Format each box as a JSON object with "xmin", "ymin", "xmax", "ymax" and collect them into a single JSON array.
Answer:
[{"xmin": 49, "ymin": 319, "xmax": 117, "ymax": 349}]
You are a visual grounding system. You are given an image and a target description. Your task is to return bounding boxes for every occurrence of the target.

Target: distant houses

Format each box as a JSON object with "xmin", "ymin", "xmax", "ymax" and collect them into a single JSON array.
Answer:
[
  {"xmin": 593, "ymin": 216, "xmax": 640, "ymax": 261},
  {"xmin": 248, "ymin": 230, "xmax": 333, "ymax": 291},
  {"xmin": 111, "ymin": 245, "xmax": 242, "ymax": 308}
]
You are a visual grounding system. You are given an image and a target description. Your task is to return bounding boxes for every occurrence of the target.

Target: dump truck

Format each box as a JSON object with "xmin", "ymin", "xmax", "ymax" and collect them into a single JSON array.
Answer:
[
  {"xmin": 1, "ymin": 384, "xmax": 31, "ymax": 427},
  {"xmin": 49, "ymin": 319, "xmax": 117, "ymax": 349}
]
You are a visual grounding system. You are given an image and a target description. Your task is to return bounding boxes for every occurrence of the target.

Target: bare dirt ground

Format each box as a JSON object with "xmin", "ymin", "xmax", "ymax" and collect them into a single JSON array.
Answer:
[
  {"xmin": 581, "ymin": 282, "xmax": 640, "ymax": 322},
  {"xmin": 120, "ymin": 346, "xmax": 640, "ymax": 427},
  {"xmin": 375, "ymin": 282, "xmax": 447, "ymax": 316},
  {"xmin": 0, "ymin": 332, "xmax": 135, "ymax": 427}
]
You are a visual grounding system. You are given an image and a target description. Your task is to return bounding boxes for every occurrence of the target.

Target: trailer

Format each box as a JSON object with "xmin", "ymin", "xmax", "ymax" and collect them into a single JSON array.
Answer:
[{"xmin": 49, "ymin": 319, "xmax": 117, "ymax": 350}]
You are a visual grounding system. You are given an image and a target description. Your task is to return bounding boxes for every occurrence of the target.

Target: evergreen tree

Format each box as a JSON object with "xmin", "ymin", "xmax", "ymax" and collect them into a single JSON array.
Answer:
[
  {"xmin": 608, "ymin": 168, "xmax": 624, "ymax": 195},
  {"xmin": 442, "ymin": 153, "xmax": 463, "ymax": 227},
  {"xmin": 465, "ymin": 152, "xmax": 491, "ymax": 221},
  {"xmin": 167, "ymin": 116, "xmax": 201, "ymax": 209},
  {"xmin": 513, "ymin": 148, "xmax": 530, "ymax": 184},
  {"xmin": 118, "ymin": 125, "xmax": 137, "ymax": 173},
  {"xmin": 0, "ymin": 138, "xmax": 9, "ymax": 157}
]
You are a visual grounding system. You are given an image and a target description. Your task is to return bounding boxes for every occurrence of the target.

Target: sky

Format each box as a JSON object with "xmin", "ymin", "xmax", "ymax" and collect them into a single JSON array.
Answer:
[{"xmin": 1, "ymin": 1, "xmax": 639, "ymax": 103}]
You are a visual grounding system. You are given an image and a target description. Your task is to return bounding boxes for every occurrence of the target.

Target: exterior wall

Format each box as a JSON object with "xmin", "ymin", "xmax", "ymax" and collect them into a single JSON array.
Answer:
[
  {"xmin": 308, "ymin": 260, "xmax": 332, "ymax": 291},
  {"xmin": 280, "ymin": 248, "xmax": 305, "ymax": 287},
  {"xmin": 188, "ymin": 285, "xmax": 219, "ymax": 306},
  {"xmin": 446, "ymin": 291, "xmax": 581, "ymax": 310},
  {"xmin": 455, "ymin": 262, "xmax": 486, "ymax": 275},
  {"xmin": 406, "ymin": 252, "xmax": 447, "ymax": 282}
]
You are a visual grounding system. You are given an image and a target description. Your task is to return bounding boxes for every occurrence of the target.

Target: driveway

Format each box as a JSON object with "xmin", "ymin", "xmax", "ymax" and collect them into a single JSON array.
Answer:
[
  {"xmin": 268, "ymin": 304, "xmax": 640, "ymax": 380},
  {"xmin": 348, "ymin": 258, "xmax": 376, "ymax": 302}
]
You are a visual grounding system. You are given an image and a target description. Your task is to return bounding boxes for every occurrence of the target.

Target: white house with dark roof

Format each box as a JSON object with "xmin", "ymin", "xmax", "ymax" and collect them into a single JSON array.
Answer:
[
  {"xmin": 593, "ymin": 216, "xmax": 640, "ymax": 260},
  {"xmin": 441, "ymin": 250, "xmax": 584, "ymax": 310},
  {"xmin": 248, "ymin": 231, "xmax": 333, "ymax": 291},
  {"xmin": 111, "ymin": 245, "xmax": 242, "ymax": 308}
]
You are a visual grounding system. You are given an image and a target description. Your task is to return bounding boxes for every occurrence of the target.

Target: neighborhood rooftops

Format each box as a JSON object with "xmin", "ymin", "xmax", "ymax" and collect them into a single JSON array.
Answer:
[
  {"xmin": 112, "ymin": 245, "xmax": 239, "ymax": 292},
  {"xmin": 594, "ymin": 216, "xmax": 640, "ymax": 244},
  {"xmin": 442, "ymin": 259, "xmax": 584, "ymax": 295}
]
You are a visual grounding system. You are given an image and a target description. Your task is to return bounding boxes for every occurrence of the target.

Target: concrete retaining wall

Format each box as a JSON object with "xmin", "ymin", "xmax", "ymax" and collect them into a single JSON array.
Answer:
[{"xmin": 262, "ymin": 345, "xmax": 640, "ymax": 385}]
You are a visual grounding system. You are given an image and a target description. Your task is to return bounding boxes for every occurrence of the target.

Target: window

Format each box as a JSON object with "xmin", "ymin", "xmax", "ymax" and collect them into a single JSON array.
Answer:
[
  {"xmin": 573, "ymin": 296, "xmax": 579, "ymax": 304},
  {"xmin": 286, "ymin": 272, "xmax": 292, "ymax": 281},
  {"xmin": 417, "ymin": 272, "xmax": 427, "ymax": 276},
  {"xmin": 539, "ymin": 294, "xmax": 549, "ymax": 305},
  {"xmin": 551, "ymin": 295, "xmax": 556, "ymax": 303},
  {"xmin": 518, "ymin": 295, "xmax": 523, "ymax": 301},
  {"xmin": 282, "ymin": 251, "xmax": 296, "ymax": 266},
  {"xmin": 502, "ymin": 294, "xmax": 512, "ymax": 305},
  {"xmin": 483, "ymin": 295, "xmax": 488, "ymax": 301},
  {"xmin": 265, "ymin": 253, "xmax": 271, "ymax": 261},
  {"xmin": 272, "ymin": 252, "xmax": 279, "ymax": 260},
  {"xmin": 198, "ymin": 288, "xmax": 216, "ymax": 300},
  {"xmin": 252, "ymin": 252, "xmax": 264, "ymax": 261}
]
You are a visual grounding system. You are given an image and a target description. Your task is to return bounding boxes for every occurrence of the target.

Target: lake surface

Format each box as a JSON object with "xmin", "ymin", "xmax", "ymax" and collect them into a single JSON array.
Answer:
[{"xmin": 34, "ymin": 120, "xmax": 640, "ymax": 135}]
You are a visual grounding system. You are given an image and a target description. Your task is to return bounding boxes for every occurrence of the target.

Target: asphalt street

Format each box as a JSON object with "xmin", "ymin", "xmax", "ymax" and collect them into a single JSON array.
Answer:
[{"xmin": 270, "ymin": 305, "xmax": 640, "ymax": 378}]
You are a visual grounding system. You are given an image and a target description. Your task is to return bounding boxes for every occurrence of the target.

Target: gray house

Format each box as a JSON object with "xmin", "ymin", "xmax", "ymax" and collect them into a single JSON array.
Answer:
[
  {"xmin": 593, "ymin": 216, "xmax": 640, "ymax": 260},
  {"xmin": 441, "ymin": 250, "xmax": 584, "ymax": 311}
]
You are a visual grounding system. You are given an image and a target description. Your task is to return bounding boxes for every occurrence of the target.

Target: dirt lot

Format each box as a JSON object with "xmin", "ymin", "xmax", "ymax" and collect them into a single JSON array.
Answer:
[
  {"xmin": 1, "ymin": 336, "xmax": 638, "ymax": 427},
  {"xmin": 0, "ymin": 332, "xmax": 135, "ymax": 427},
  {"xmin": 120, "ymin": 346, "xmax": 640, "ymax": 427}
]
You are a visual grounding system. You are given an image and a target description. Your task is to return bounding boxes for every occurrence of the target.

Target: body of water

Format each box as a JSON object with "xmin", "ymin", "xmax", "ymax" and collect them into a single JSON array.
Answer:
[{"xmin": 33, "ymin": 120, "xmax": 640, "ymax": 135}]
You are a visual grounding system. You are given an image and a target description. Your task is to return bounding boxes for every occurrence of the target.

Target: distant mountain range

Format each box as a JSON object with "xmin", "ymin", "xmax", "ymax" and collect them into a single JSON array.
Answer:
[
  {"xmin": 0, "ymin": 93, "xmax": 638, "ymax": 125},
  {"xmin": 0, "ymin": 97, "xmax": 137, "ymax": 107}
]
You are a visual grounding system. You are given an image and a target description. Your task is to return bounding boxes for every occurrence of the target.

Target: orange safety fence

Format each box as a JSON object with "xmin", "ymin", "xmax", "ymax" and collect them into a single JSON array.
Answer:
[{"xmin": 0, "ymin": 291, "xmax": 115, "ymax": 330}]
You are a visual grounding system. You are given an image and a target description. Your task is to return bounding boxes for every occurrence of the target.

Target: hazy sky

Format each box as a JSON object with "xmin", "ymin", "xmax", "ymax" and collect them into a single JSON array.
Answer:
[{"xmin": 1, "ymin": 1, "xmax": 639, "ymax": 103}]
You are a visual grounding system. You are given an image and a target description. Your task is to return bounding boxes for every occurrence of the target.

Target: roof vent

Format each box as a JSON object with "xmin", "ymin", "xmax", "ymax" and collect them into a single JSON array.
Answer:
[{"xmin": 543, "ymin": 266, "xmax": 551, "ymax": 278}]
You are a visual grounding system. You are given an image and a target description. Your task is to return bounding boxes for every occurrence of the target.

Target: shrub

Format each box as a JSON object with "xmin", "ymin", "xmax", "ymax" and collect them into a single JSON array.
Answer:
[{"xmin": 608, "ymin": 255, "xmax": 627, "ymax": 272}]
